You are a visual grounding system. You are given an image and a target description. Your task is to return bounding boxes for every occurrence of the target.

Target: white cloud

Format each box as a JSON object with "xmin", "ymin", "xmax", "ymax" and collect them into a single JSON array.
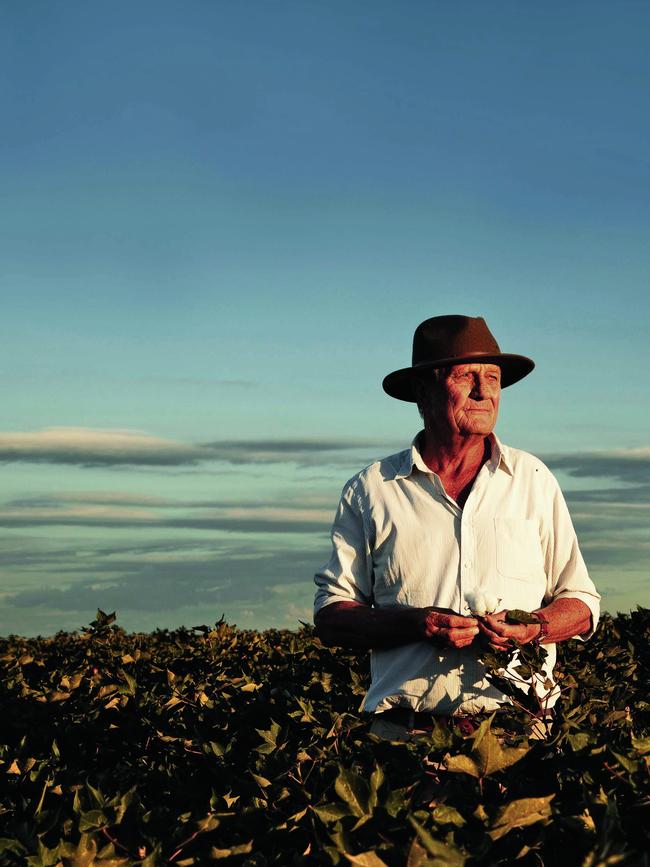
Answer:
[
  {"xmin": 0, "ymin": 427, "xmax": 396, "ymax": 468},
  {"xmin": 545, "ymin": 446, "xmax": 650, "ymax": 483},
  {"xmin": 0, "ymin": 428, "xmax": 207, "ymax": 466}
]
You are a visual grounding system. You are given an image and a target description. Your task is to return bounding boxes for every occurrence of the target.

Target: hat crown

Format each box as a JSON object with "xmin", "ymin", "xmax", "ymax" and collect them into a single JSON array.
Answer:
[{"xmin": 413, "ymin": 315, "xmax": 501, "ymax": 366}]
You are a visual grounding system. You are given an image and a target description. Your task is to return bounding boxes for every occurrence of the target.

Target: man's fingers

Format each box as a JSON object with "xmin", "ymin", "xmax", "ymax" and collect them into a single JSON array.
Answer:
[
  {"xmin": 424, "ymin": 611, "xmax": 478, "ymax": 641},
  {"xmin": 477, "ymin": 621, "xmax": 503, "ymax": 641},
  {"xmin": 433, "ymin": 613, "xmax": 478, "ymax": 629},
  {"xmin": 482, "ymin": 612, "xmax": 510, "ymax": 635},
  {"xmin": 427, "ymin": 623, "xmax": 479, "ymax": 648},
  {"xmin": 480, "ymin": 615, "xmax": 526, "ymax": 642}
]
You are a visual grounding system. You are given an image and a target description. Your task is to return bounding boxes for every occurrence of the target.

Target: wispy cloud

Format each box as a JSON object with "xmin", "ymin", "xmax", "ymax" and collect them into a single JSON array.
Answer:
[
  {"xmin": 0, "ymin": 494, "xmax": 333, "ymax": 534},
  {"xmin": 545, "ymin": 447, "xmax": 650, "ymax": 484},
  {"xmin": 138, "ymin": 377, "xmax": 259, "ymax": 389},
  {"xmin": 545, "ymin": 449, "xmax": 650, "ymax": 569},
  {"xmin": 1, "ymin": 544, "xmax": 324, "ymax": 615},
  {"xmin": 6, "ymin": 491, "xmax": 338, "ymax": 510},
  {"xmin": 0, "ymin": 428, "xmax": 395, "ymax": 468},
  {"xmin": 541, "ymin": 448, "xmax": 650, "ymax": 579},
  {"xmin": 0, "ymin": 428, "xmax": 208, "ymax": 467},
  {"xmin": 199, "ymin": 438, "xmax": 397, "ymax": 466},
  {"xmin": 566, "ymin": 485, "xmax": 650, "ymax": 506}
]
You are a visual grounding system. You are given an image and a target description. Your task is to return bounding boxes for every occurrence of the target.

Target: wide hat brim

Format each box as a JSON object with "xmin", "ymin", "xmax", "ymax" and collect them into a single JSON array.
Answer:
[{"xmin": 383, "ymin": 353, "xmax": 535, "ymax": 402}]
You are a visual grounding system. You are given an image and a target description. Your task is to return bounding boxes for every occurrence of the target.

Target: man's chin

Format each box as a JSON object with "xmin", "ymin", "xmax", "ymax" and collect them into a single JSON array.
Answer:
[{"xmin": 460, "ymin": 421, "xmax": 496, "ymax": 436}]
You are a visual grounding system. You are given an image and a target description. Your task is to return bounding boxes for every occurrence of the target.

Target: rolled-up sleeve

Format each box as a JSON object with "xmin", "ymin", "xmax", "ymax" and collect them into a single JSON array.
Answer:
[
  {"xmin": 541, "ymin": 476, "xmax": 601, "ymax": 639},
  {"xmin": 313, "ymin": 480, "xmax": 374, "ymax": 617}
]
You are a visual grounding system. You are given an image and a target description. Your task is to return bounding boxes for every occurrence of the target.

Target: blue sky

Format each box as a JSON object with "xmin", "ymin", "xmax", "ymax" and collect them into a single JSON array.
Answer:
[{"xmin": 1, "ymin": 2, "xmax": 648, "ymax": 635}]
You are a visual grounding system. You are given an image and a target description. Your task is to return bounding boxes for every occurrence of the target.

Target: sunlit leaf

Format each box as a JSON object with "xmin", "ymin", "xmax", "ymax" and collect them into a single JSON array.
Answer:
[
  {"xmin": 345, "ymin": 850, "xmax": 390, "ymax": 866},
  {"xmin": 407, "ymin": 816, "xmax": 466, "ymax": 865},
  {"xmin": 314, "ymin": 803, "xmax": 351, "ymax": 823},
  {"xmin": 488, "ymin": 795, "xmax": 554, "ymax": 840},
  {"xmin": 334, "ymin": 766, "xmax": 369, "ymax": 818},
  {"xmin": 210, "ymin": 841, "xmax": 253, "ymax": 858}
]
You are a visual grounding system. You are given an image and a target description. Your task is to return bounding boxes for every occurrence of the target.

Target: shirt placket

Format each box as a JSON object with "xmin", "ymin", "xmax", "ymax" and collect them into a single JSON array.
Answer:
[
  {"xmin": 459, "ymin": 503, "xmax": 475, "ymax": 612},
  {"xmin": 428, "ymin": 474, "xmax": 466, "ymax": 611}
]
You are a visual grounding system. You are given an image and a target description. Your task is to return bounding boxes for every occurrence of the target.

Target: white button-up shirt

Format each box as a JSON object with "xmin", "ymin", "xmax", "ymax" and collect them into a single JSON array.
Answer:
[{"xmin": 314, "ymin": 433, "xmax": 600, "ymax": 715}]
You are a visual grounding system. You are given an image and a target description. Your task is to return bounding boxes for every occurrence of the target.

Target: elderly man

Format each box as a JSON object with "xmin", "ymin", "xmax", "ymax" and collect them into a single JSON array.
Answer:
[{"xmin": 313, "ymin": 315, "xmax": 600, "ymax": 741}]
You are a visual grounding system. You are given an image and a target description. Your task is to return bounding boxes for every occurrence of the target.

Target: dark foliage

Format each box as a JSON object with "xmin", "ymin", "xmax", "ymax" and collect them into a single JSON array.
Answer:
[{"xmin": 0, "ymin": 608, "xmax": 648, "ymax": 865}]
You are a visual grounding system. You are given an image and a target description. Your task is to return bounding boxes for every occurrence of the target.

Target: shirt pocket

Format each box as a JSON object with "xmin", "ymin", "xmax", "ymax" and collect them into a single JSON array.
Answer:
[{"xmin": 494, "ymin": 517, "xmax": 545, "ymax": 583}]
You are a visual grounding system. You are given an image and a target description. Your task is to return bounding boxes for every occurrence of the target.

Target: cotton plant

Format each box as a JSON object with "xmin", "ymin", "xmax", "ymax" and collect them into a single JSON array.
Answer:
[{"xmin": 464, "ymin": 590, "xmax": 556, "ymax": 735}]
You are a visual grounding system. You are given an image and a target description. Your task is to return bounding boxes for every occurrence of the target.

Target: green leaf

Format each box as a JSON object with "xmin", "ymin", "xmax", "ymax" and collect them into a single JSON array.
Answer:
[
  {"xmin": 0, "ymin": 839, "xmax": 27, "ymax": 856},
  {"xmin": 407, "ymin": 816, "xmax": 466, "ymax": 865},
  {"xmin": 506, "ymin": 609, "xmax": 539, "ymax": 625},
  {"xmin": 631, "ymin": 734, "xmax": 650, "ymax": 755},
  {"xmin": 141, "ymin": 844, "xmax": 163, "ymax": 866},
  {"xmin": 211, "ymin": 841, "xmax": 253, "ymax": 858},
  {"xmin": 345, "ymin": 851, "xmax": 389, "ymax": 866},
  {"xmin": 384, "ymin": 787, "xmax": 410, "ymax": 818},
  {"xmin": 368, "ymin": 763, "xmax": 385, "ymax": 813},
  {"xmin": 568, "ymin": 732, "xmax": 591, "ymax": 752},
  {"xmin": 444, "ymin": 753, "xmax": 480, "ymax": 779},
  {"xmin": 313, "ymin": 803, "xmax": 352, "ymax": 823},
  {"xmin": 250, "ymin": 771, "xmax": 272, "ymax": 788},
  {"xmin": 112, "ymin": 786, "xmax": 136, "ymax": 825},
  {"xmin": 87, "ymin": 782, "xmax": 105, "ymax": 808},
  {"xmin": 445, "ymin": 729, "xmax": 528, "ymax": 779},
  {"xmin": 406, "ymin": 837, "xmax": 430, "ymax": 867},
  {"xmin": 474, "ymin": 731, "xmax": 529, "ymax": 776},
  {"xmin": 196, "ymin": 814, "xmax": 220, "ymax": 833},
  {"xmin": 432, "ymin": 805, "xmax": 466, "ymax": 827},
  {"xmin": 406, "ymin": 836, "xmax": 465, "ymax": 867},
  {"xmin": 59, "ymin": 833, "xmax": 99, "ymax": 867},
  {"xmin": 334, "ymin": 766, "xmax": 369, "ymax": 818},
  {"xmin": 78, "ymin": 809, "xmax": 108, "ymax": 831},
  {"xmin": 254, "ymin": 720, "xmax": 281, "ymax": 754},
  {"xmin": 488, "ymin": 795, "xmax": 554, "ymax": 841},
  {"xmin": 119, "ymin": 668, "xmax": 137, "ymax": 696},
  {"xmin": 609, "ymin": 749, "xmax": 640, "ymax": 775}
]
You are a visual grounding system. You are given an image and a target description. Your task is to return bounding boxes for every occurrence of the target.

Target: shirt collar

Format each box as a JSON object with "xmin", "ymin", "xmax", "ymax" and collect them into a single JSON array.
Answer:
[
  {"xmin": 390, "ymin": 431, "xmax": 513, "ymax": 480},
  {"xmin": 488, "ymin": 433, "xmax": 514, "ymax": 475}
]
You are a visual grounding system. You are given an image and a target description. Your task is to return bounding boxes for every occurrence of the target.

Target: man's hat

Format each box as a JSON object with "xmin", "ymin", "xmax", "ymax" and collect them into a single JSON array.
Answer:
[{"xmin": 382, "ymin": 315, "xmax": 535, "ymax": 403}]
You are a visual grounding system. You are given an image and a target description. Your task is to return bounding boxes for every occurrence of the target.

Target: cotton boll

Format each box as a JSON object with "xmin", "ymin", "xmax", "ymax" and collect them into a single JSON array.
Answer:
[
  {"xmin": 483, "ymin": 592, "xmax": 500, "ymax": 614},
  {"xmin": 463, "ymin": 590, "xmax": 479, "ymax": 612},
  {"xmin": 464, "ymin": 590, "xmax": 487, "ymax": 616},
  {"xmin": 464, "ymin": 590, "xmax": 478, "ymax": 611},
  {"xmin": 473, "ymin": 596, "xmax": 488, "ymax": 617}
]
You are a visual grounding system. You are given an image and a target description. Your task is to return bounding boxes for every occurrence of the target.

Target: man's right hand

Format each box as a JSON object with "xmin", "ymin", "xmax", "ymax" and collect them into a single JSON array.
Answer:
[{"xmin": 420, "ymin": 608, "xmax": 480, "ymax": 649}]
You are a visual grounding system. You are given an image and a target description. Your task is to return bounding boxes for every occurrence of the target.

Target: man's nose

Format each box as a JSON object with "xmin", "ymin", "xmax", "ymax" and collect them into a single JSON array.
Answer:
[{"xmin": 470, "ymin": 375, "xmax": 489, "ymax": 398}]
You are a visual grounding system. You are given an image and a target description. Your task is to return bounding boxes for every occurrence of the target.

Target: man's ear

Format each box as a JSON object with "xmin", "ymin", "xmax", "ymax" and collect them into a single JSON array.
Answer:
[
  {"xmin": 412, "ymin": 373, "xmax": 431, "ymax": 402},
  {"xmin": 412, "ymin": 376, "xmax": 426, "ymax": 419}
]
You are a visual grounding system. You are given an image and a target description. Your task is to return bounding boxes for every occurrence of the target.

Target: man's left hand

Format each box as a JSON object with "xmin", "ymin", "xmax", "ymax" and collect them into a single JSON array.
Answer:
[{"xmin": 478, "ymin": 610, "xmax": 539, "ymax": 651}]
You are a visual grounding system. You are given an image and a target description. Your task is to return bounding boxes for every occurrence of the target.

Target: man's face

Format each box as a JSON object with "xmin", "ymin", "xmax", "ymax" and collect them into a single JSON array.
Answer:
[{"xmin": 421, "ymin": 362, "xmax": 502, "ymax": 438}]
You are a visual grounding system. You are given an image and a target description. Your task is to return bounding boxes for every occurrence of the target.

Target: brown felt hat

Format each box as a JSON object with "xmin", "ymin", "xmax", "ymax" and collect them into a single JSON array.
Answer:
[{"xmin": 382, "ymin": 315, "xmax": 535, "ymax": 402}]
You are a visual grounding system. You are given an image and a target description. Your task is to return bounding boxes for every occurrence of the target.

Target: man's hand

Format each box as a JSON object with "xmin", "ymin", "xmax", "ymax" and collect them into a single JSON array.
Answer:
[
  {"xmin": 421, "ymin": 608, "xmax": 479, "ymax": 649},
  {"xmin": 478, "ymin": 610, "xmax": 539, "ymax": 651},
  {"xmin": 314, "ymin": 601, "xmax": 480, "ymax": 651},
  {"xmin": 478, "ymin": 599, "xmax": 593, "ymax": 650}
]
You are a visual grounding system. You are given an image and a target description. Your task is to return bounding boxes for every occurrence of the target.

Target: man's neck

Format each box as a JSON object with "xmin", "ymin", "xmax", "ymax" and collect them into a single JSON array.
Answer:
[{"xmin": 420, "ymin": 430, "xmax": 492, "ymax": 477}]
